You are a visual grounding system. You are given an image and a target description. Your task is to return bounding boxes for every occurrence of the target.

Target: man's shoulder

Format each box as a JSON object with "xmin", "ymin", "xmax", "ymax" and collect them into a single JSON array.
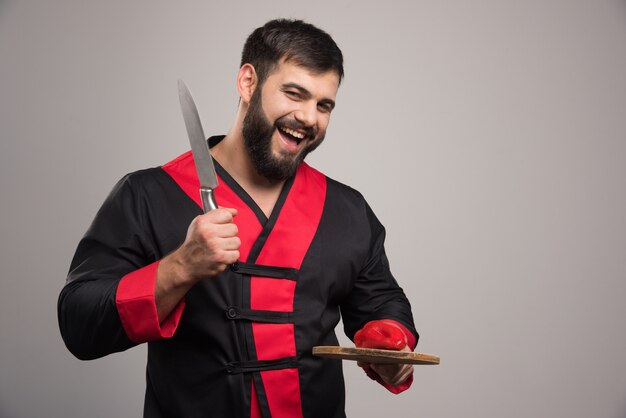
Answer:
[
  {"xmin": 110, "ymin": 153, "xmax": 189, "ymax": 204},
  {"xmin": 304, "ymin": 164, "xmax": 369, "ymax": 209},
  {"xmin": 117, "ymin": 166, "xmax": 168, "ymax": 188},
  {"xmin": 325, "ymin": 175, "xmax": 364, "ymax": 201},
  {"xmin": 119, "ymin": 149, "xmax": 193, "ymax": 185}
]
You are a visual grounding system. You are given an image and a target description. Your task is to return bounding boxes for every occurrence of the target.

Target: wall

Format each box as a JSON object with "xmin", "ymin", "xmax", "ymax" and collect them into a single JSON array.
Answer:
[{"xmin": 1, "ymin": 1, "xmax": 625, "ymax": 417}]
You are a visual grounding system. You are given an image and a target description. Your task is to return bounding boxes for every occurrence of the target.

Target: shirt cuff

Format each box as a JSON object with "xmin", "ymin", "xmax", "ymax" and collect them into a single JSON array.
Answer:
[{"xmin": 116, "ymin": 261, "xmax": 185, "ymax": 343}]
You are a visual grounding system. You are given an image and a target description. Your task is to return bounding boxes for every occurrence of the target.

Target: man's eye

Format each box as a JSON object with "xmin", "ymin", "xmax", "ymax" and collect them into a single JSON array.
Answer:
[
  {"xmin": 285, "ymin": 91, "xmax": 300, "ymax": 98},
  {"xmin": 318, "ymin": 104, "xmax": 332, "ymax": 113}
]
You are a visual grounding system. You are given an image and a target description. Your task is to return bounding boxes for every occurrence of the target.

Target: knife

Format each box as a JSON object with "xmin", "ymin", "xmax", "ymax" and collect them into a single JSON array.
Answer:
[{"xmin": 178, "ymin": 79, "xmax": 219, "ymax": 212}]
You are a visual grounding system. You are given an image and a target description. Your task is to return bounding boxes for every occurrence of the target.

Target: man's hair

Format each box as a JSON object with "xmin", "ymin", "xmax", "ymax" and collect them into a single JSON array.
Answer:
[{"xmin": 240, "ymin": 19, "xmax": 344, "ymax": 85}]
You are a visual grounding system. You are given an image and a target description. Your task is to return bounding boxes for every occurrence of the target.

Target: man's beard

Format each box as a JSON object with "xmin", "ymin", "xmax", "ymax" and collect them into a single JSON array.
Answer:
[{"xmin": 242, "ymin": 88, "xmax": 324, "ymax": 181}]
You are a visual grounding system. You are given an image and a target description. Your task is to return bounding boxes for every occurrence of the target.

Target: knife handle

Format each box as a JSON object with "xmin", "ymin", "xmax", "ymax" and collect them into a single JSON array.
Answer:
[{"xmin": 200, "ymin": 188, "xmax": 218, "ymax": 213}]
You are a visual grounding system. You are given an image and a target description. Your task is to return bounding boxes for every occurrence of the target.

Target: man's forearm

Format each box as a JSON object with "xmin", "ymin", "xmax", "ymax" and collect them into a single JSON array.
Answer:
[{"xmin": 155, "ymin": 252, "xmax": 197, "ymax": 323}]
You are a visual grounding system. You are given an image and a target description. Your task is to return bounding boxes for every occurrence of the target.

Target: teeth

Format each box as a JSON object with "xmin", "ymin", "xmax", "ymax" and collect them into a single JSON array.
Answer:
[{"xmin": 280, "ymin": 127, "xmax": 305, "ymax": 140}]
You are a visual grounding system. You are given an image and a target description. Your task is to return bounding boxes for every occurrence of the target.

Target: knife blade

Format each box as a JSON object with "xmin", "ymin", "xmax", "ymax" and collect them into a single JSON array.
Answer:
[{"xmin": 178, "ymin": 79, "xmax": 218, "ymax": 212}]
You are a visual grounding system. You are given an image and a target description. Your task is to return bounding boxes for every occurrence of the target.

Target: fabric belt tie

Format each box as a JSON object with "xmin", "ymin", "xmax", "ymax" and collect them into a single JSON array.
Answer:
[
  {"xmin": 226, "ymin": 357, "xmax": 299, "ymax": 374},
  {"xmin": 224, "ymin": 306, "xmax": 294, "ymax": 324},
  {"xmin": 230, "ymin": 262, "xmax": 298, "ymax": 281}
]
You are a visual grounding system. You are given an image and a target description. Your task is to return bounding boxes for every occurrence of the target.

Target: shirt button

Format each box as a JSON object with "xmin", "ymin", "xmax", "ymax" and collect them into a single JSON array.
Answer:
[{"xmin": 226, "ymin": 307, "xmax": 238, "ymax": 318}]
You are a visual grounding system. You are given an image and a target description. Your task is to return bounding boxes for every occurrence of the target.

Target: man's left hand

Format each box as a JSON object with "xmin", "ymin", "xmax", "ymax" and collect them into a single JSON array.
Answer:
[
  {"xmin": 359, "ymin": 345, "xmax": 414, "ymax": 386},
  {"xmin": 354, "ymin": 320, "xmax": 414, "ymax": 387}
]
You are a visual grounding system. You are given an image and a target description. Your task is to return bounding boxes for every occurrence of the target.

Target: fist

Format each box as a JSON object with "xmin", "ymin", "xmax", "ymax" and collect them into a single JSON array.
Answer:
[
  {"xmin": 354, "ymin": 320, "xmax": 407, "ymax": 350},
  {"xmin": 175, "ymin": 207, "xmax": 241, "ymax": 281}
]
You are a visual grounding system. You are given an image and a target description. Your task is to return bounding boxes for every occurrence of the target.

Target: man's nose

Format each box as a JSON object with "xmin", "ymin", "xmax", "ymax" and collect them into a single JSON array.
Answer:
[{"xmin": 294, "ymin": 102, "xmax": 317, "ymax": 128}]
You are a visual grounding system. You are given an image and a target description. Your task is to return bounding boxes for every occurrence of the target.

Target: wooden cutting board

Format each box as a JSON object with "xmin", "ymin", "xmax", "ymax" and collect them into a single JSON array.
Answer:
[{"xmin": 312, "ymin": 346, "xmax": 440, "ymax": 365}]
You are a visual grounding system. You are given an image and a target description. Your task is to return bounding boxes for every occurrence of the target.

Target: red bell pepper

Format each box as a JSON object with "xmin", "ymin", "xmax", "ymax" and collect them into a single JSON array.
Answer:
[{"xmin": 353, "ymin": 320, "xmax": 407, "ymax": 350}]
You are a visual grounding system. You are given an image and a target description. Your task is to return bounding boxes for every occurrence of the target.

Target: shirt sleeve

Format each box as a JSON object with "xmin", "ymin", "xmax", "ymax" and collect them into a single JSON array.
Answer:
[
  {"xmin": 340, "ymin": 202, "xmax": 418, "ymax": 344},
  {"xmin": 339, "ymin": 201, "xmax": 419, "ymax": 393},
  {"xmin": 58, "ymin": 172, "xmax": 185, "ymax": 360}
]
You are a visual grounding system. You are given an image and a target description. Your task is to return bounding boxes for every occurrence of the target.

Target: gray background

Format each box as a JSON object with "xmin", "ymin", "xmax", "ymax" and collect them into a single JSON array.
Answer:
[{"xmin": 1, "ymin": 0, "xmax": 625, "ymax": 417}]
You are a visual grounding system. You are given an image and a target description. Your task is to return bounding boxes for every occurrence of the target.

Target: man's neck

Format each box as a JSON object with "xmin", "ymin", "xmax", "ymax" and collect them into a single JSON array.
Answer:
[{"xmin": 211, "ymin": 129, "xmax": 285, "ymax": 218}]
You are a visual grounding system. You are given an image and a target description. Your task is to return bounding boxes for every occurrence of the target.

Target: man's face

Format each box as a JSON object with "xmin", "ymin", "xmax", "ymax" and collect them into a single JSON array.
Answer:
[{"xmin": 242, "ymin": 60, "xmax": 340, "ymax": 181}]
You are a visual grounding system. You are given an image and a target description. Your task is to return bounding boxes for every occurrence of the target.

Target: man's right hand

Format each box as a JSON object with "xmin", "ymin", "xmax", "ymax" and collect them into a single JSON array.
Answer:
[
  {"xmin": 171, "ymin": 208, "xmax": 240, "ymax": 282},
  {"xmin": 155, "ymin": 207, "xmax": 240, "ymax": 321}
]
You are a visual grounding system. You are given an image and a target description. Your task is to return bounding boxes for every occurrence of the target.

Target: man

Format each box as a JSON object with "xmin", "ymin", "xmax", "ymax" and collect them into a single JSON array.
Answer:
[{"xmin": 58, "ymin": 19, "xmax": 418, "ymax": 417}]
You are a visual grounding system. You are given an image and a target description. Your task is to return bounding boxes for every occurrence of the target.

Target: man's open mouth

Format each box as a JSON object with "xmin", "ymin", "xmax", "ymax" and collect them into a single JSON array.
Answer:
[{"xmin": 278, "ymin": 126, "xmax": 307, "ymax": 145}]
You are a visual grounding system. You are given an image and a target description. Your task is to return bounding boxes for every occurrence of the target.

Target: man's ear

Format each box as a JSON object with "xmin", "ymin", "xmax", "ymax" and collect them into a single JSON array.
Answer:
[{"xmin": 237, "ymin": 64, "xmax": 258, "ymax": 103}]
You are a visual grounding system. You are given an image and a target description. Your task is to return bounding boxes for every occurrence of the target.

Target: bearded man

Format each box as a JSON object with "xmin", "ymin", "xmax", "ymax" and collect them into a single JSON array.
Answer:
[{"xmin": 59, "ymin": 18, "xmax": 418, "ymax": 418}]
